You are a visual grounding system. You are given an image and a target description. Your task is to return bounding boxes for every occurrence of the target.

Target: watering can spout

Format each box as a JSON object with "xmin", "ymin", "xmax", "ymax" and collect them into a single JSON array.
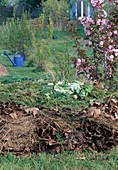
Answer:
[
  {"xmin": 3, "ymin": 50, "xmax": 8, "ymax": 56},
  {"xmin": 3, "ymin": 50, "xmax": 16, "ymax": 66}
]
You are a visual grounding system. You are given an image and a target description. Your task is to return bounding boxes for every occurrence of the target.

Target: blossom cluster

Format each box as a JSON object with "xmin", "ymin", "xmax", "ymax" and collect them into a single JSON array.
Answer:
[
  {"xmin": 91, "ymin": 0, "xmax": 104, "ymax": 8},
  {"xmin": 75, "ymin": 0, "xmax": 118, "ymax": 89}
]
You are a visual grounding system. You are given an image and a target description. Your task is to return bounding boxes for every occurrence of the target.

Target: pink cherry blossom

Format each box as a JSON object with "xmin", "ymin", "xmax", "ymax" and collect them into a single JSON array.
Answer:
[
  {"xmin": 108, "ymin": 45, "xmax": 113, "ymax": 50},
  {"xmin": 101, "ymin": 19, "xmax": 107, "ymax": 25},
  {"xmin": 96, "ymin": 19, "xmax": 101, "ymax": 25},
  {"xmin": 113, "ymin": 30, "xmax": 117, "ymax": 34},
  {"xmin": 115, "ymin": 53, "xmax": 118, "ymax": 56},
  {"xmin": 99, "ymin": 27, "xmax": 103, "ymax": 31},
  {"xmin": 107, "ymin": 32, "xmax": 112, "ymax": 36},
  {"xmin": 76, "ymin": 59, "xmax": 82, "ymax": 66},
  {"xmin": 99, "ymin": 41, "xmax": 104, "ymax": 47},
  {"xmin": 82, "ymin": 38, "xmax": 86, "ymax": 44},
  {"xmin": 85, "ymin": 66, "xmax": 90, "ymax": 72},
  {"xmin": 91, "ymin": 0, "xmax": 104, "ymax": 8},
  {"xmin": 79, "ymin": 68, "xmax": 84, "ymax": 73},
  {"xmin": 71, "ymin": 64, "xmax": 75, "ymax": 68},
  {"xmin": 84, "ymin": 28, "xmax": 91, "ymax": 35},
  {"xmin": 108, "ymin": 0, "xmax": 112, "ymax": 5},
  {"xmin": 107, "ymin": 24, "xmax": 112, "ymax": 29},
  {"xmin": 89, "ymin": 41, "xmax": 92, "ymax": 46},
  {"xmin": 113, "ymin": 49, "xmax": 118, "ymax": 56},
  {"xmin": 110, "ymin": 55, "xmax": 114, "ymax": 60},
  {"xmin": 81, "ymin": 59, "xmax": 85, "ymax": 63},
  {"xmin": 86, "ymin": 74, "xmax": 90, "ymax": 79}
]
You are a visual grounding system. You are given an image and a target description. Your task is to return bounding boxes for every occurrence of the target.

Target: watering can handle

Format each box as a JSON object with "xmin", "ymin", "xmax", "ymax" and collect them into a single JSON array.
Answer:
[{"xmin": 14, "ymin": 51, "xmax": 26, "ymax": 61}]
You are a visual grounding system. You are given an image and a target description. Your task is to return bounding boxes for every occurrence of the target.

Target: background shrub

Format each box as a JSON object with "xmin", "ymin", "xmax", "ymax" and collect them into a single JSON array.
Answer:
[
  {"xmin": 42, "ymin": 0, "xmax": 69, "ymax": 29},
  {"xmin": 29, "ymin": 14, "xmax": 53, "ymax": 71},
  {"xmin": 0, "ymin": 12, "xmax": 34, "ymax": 54}
]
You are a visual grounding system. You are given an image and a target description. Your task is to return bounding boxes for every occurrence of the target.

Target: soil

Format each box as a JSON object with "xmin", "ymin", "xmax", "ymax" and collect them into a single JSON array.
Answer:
[
  {"xmin": 0, "ymin": 98, "xmax": 118, "ymax": 156},
  {"xmin": 0, "ymin": 64, "xmax": 9, "ymax": 76}
]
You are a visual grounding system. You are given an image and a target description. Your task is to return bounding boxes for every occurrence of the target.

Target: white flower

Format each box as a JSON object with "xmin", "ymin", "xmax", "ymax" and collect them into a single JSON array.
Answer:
[
  {"xmin": 110, "ymin": 55, "xmax": 114, "ymax": 59},
  {"xmin": 113, "ymin": 49, "xmax": 118, "ymax": 53}
]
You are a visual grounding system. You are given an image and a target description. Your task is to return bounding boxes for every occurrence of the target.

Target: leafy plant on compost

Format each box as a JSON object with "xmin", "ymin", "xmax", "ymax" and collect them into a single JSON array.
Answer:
[{"xmin": 0, "ymin": 80, "xmax": 107, "ymax": 108}]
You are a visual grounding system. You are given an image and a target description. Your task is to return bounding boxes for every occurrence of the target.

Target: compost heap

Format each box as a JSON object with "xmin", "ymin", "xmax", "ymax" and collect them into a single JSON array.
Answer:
[
  {"xmin": 0, "ymin": 97, "xmax": 118, "ymax": 155},
  {"xmin": 0, "ymin": 64, "xmax": 9, "ymax": 76}
]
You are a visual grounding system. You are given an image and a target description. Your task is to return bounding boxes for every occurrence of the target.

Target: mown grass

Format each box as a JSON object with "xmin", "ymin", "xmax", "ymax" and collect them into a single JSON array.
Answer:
[
  {"xmin": 0, "ymin": 147, "xmax": 118, "ymax": 170},
  {"xmin": 0, "ymin": 26, "xmax": 117, "ymax": 170}
]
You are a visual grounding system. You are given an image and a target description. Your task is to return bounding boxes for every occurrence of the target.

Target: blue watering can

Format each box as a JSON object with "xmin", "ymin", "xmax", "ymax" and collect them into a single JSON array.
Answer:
[{"xmin": 3, "ymin": 50, "xmax": 26, "ymax": 67}]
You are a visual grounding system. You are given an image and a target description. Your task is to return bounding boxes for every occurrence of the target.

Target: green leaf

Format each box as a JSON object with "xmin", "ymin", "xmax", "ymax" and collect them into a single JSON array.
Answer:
[{"xmin": 69, "ymin": 82, "xmax": 81, "ymax": 94}]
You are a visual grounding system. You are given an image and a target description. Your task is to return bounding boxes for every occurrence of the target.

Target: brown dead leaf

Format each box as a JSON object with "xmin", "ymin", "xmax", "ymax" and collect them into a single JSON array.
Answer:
[
  {"xmin": 88, "ymin": 107, "xmax": 101, "ymax": 118},
  {"xmin": 24, "ymin": 147, "xmax": 31, "ymax": 157},
  {"xmin": 104, "ymin": 113, "xmax": 117, "ymax": 121},
  {"xmin": 92, "ymin": 143, "xmax": 96, "ymax": 150},
  {"xmin": 46, "ymin": 139, "xmax": 56, "ymax": 146},
  {"xmin": 111, "ymin": 99, "xmax": 118, "ymax": 104},
  {"xmin": 93, "ymin": 109, "xmax": 101, "ymax": 118},
  {"xmin": 55, "ymin": 146, "xmax": 61, "ymax": 153},
  {"xmin": 114, "ymin": 113, "xmax": 118, "ymax": 120},
  {"xmin": 24, "ymin": 107, "xmax": 39, "ymax": 117},
  {"xmin": 9, "ymin": 112, "xmax": 17, "ymax": 119},
  {"xmin": 54, "ymin": 107, "xmax": 59, "ymax": 113},
  {"xmin": 67, "ymin": 142, "xmax": 74, "ymax": 150},
  {"xmin": 54, "ymin": 121, "xmax": 61, "ymax": 128},
  {"xmin": 90, "ymin": 102, "xmax": 101, "ymax": 107},
  {"xmin": 52, "ymin": 128, "xmax": 56, "ymax": 136},
  {"xmin": 105, "ymin": 114, "xmax": 113, "ymax": 119}
]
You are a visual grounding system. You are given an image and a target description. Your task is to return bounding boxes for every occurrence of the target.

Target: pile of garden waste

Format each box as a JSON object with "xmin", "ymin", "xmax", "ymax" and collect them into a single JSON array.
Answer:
[
  {"xmin": 0, "ymin": 97, "xmax": 117, "ymax": 156},
  {"xmin": 0, "ymin": 64, "xmax": 9, "ymax": 76}
]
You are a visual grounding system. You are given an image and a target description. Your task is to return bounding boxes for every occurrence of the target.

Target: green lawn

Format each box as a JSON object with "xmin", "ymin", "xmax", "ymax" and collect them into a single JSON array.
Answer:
[{"xmin": 0, "ymin": 147, "xmax": 118, "ymax": 170}]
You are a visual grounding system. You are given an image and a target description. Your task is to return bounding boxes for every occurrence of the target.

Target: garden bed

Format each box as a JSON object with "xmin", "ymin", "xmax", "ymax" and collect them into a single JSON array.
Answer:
[{"xmin": 0, "ymin": 98, "xmax": 117, "ymax": 156}]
